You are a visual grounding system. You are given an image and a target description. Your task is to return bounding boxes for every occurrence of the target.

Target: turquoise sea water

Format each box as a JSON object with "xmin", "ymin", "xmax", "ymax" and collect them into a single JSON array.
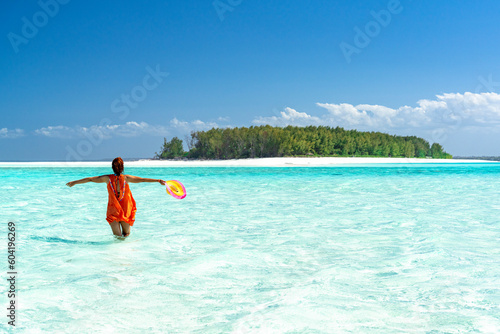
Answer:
[{"xmin": 1, "ymin": 164, "xmax": 500, "ymax": 333}]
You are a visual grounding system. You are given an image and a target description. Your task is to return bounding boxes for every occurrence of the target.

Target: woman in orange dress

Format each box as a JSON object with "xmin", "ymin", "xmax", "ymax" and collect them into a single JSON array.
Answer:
[{"xmin": 66, "ymin": 157, "xmax": 166, "ymax": 237}]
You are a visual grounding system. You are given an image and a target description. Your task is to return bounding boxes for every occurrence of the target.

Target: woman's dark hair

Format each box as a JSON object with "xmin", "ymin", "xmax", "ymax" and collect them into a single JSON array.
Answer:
[{"xmin": 112, "ymin": 157, "xmax": 124, "ymax": 176}]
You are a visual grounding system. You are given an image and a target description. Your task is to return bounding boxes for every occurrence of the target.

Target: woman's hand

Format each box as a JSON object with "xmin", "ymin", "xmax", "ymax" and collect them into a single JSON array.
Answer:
[
  {"xmin": 159, "ymin": 179, "xmax": 166, "ymax": 186},
  {"xmin": 66, "ymin": 181, "xmax": 76, "ymax": 187}
]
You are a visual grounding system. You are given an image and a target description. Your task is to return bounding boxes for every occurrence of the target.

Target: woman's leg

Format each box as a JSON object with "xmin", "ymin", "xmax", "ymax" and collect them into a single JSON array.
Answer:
[
  {"xmin": 110, "ymin": 221, "xmax": 122, "ymax": 236},
  {"xmin": 120, "ymin": 221, "xmax": 131, "ymax": 237}
]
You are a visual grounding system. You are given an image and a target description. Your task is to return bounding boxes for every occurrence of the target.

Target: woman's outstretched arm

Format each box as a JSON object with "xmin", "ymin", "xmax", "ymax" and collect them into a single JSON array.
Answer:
[
  {"xmin": 126, "ymin": 175, "xmax": 166, "ymax": 185},
  {"xmin": 66, "ymin": 175, "xmax": 109, "ymax": 187}
]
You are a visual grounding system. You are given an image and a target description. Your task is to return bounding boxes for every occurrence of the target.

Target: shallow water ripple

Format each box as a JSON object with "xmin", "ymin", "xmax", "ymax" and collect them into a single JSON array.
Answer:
[{"xmin": 0, "ymin": 165, "xmax": 499, "ymax": 333}]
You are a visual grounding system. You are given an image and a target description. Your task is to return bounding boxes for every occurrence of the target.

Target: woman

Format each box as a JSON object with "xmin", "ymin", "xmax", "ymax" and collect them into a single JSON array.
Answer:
[{"xmin": 66, "ymin": 157, "xmax": 166, "ymax": 237}]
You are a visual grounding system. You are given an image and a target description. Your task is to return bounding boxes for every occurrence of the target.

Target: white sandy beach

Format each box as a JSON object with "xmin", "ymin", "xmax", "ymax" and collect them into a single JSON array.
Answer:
[{"xmin": 0, "ymin": 157, "xmax": 494, "ymax": 167}]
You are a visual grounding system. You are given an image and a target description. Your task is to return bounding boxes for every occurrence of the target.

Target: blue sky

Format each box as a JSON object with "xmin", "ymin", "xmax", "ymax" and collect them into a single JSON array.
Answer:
[{"xmin": 2, "ymin": 0, "xmax": 500, "ymax": 161}]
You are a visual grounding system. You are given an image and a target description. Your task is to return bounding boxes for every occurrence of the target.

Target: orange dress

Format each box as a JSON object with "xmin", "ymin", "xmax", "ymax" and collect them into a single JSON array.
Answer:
[{"xmin": 106, "ymin": 174, "xmax": 137, "ymax": 226}]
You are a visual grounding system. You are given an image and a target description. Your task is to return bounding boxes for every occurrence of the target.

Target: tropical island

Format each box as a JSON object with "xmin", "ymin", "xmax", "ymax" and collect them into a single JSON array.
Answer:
[{"xmin": 155, "ymin": 125, "xmax": 452, "ymax": 160}]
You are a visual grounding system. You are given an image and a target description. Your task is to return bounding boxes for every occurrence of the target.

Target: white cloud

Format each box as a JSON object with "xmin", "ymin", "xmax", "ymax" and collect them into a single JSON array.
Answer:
[
  {"xmin": 35, "ymin": 121, "xmax": 168, "ymax": 139},
  {"xmin": 170, "ymin": 118, "xmax": 219, "ymax": 132},
  {"xmin": 253, "ymin": 92, "xmax": 500, "ymax": 131},
  {"xmin": 253, "ymin": 107, "xmax": 321, "ymax": 126},
  {"xmin": 34, "ymin": 125, "xmax": 76, "ymax": 138},
  {"xmin": 33, "ymin": 117, "xmax": 226, "ymax": 142},
  {"xmin": 0, "ymin": 128, "xmax": 25, "ymax": 139}
]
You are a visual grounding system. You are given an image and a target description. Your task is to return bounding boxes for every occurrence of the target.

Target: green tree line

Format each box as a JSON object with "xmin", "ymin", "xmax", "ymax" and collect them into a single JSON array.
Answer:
[{"xmin": 155, "ymin": 125, "xmax": 452, "ymax": 160}]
